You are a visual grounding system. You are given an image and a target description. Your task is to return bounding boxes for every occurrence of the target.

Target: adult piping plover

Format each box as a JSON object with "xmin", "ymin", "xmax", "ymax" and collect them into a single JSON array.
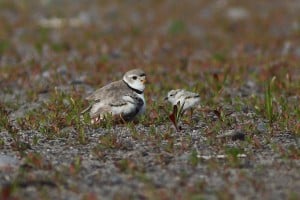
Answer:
[
  {"xmin": 165, "ymin": 89, "xmax": 200, "ymax": 111},
  {"xmin": 82, "ymin": 69, "xmax": 146, "ymax": 124}
]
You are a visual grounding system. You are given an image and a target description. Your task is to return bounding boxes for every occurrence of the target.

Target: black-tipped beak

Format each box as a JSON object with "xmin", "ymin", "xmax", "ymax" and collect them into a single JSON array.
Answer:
[
  {"xmin": 141, "ymin": 78, "xmax": 147, "ymax": 84},
  {"xmin": 164, "ymin": 96, "xmax": 168, "ymax": 101}
]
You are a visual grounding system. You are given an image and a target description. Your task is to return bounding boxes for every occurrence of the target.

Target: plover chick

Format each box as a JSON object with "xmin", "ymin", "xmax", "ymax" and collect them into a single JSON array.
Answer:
[{"xmin": 165, "ymin": 89, "xmax": 200, "ymax": 112}]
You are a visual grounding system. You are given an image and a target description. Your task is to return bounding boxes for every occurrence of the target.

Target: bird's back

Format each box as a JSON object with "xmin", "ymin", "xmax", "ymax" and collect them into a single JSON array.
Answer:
[{"xmin": 85, "ymin": 80, "xmax": 125, "ymax": 101}]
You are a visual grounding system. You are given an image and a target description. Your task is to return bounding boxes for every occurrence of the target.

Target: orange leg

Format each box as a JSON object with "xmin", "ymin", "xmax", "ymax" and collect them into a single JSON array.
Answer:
[
  {"xmin": 119, "ymin": 114, "xmax": 127, "ymax": 124},
  {"xmin": 190, "ymin": 109, "xmax": 193, "ymax": 120}
]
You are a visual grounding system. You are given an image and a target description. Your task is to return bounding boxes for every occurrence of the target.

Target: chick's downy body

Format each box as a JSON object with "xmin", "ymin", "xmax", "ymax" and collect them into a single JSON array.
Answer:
[{"xmin": 166, "ymin": 89, "xmax": 200, "ymax": 111}]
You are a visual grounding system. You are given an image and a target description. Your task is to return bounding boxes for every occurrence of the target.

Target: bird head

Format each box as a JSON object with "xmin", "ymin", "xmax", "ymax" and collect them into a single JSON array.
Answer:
[{"xmin": 123, "ymin": 69, "xmax": 146, "ymax": 92}]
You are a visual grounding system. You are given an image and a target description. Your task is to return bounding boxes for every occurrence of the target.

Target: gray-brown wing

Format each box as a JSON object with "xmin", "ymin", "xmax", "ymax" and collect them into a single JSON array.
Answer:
[
  {"xmin": 85, "ymin": 80, "xmax": 125, "ymax": 101},
  {"xmin": 109, "ymin": 94, "xmax": 144, "ymax": 107},
  {"xmin": 184, "ymin": 91, "xmax": 200, "ymax": 99},
  {"xmin": 89, "ymin": 97, "xmax": 128, "ymax": 119}
]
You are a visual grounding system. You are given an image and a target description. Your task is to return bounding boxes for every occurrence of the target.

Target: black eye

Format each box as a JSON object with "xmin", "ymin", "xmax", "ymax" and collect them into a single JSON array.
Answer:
[{"xmin": 132, "ymin": 76, "xmax": 137, "ymax": 80}]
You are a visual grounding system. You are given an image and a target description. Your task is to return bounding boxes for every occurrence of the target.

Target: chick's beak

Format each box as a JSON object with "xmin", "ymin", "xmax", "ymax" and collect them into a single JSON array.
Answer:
[{"xmin": 164, "ymin": 96, "xmax": 168, "ymax": 101}]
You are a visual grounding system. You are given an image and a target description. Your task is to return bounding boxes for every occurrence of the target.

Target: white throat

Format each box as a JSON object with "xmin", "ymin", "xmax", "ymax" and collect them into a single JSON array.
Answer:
[{"xmin": 123, "ymin": 78, "xmax": 145, "ymax": 93}]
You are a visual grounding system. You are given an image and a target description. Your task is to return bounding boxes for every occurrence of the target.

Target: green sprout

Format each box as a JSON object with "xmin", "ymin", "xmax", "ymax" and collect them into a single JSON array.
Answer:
[
  {"xmin": 161, "ymin": 101, "xmax": 185, "ymax": 131},
  {"xmin": 264, "ymin": 76, "xmax": 276, "ymax": 123}
]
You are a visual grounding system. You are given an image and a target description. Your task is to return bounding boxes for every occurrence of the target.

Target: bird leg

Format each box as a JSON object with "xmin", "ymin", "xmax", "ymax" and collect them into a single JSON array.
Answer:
[
  {"xmin": 119, "ymin": 114, "xmax": 127, "ymax": 124},
  {"xmin": 190, "ymin": 108, "xmax": 194, "ymax": 121},
  {"xmin": 182, "ymin": 109, "xmax": 194, "ymax": 125},
  {"xmin": 91, "ymin": 116, "xmax": 100, "ymax": 125}
]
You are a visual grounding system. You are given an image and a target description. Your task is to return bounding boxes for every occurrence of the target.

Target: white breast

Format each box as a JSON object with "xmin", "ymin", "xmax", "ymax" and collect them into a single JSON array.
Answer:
[{"xmin": 111, "ymin": 99, "xmax": 136, "ymax": 116}]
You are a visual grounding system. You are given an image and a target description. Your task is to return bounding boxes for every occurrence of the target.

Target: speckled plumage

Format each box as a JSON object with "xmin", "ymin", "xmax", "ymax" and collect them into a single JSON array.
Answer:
[{"xmin": 165, "ymin": 89, "xmax": 200, "ymax": 111}]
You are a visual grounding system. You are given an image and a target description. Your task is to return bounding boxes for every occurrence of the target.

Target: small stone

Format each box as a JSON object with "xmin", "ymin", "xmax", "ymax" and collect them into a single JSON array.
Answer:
[
  {"xmin": 257, "ymin": 121, "xmax": 268, "ymax": 133},
  {"xmin": 231, "ymin": 131, "xmax": 245, "ymax": 141},
  {"xmin": 217, "ymin": 130, "xmax": 245, "ymax": 141},
  {"xmin": 226, "ymin": 7, "xmax": 250, "ymax": 21}
]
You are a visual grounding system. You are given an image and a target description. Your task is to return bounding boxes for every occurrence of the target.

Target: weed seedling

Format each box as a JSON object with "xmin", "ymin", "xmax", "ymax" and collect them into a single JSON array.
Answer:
[
  {"xmin": 77, "ymin": 126, "xmax": 88, "ymax": 144},
  {"xmin": 189, "ymin": 149, "xmax": 199, "ymax": 167},
  {"xmin": 129, "ymin": 123, "xmax": 143, "ymax": 140},
  {"xmin": 264, "ymin": 76, "xmax": 276, "ymax": 123},
  {"xmin": 69, "ymin": 156, "xmax": 82, "ymax": 175},
  {"xmin": 0, "ymin": 103, "xmax": 10, "ymax": 131},
  {"xmin": 0, "ymin": 138, "xmax": 4, "ymax": 149},
  {"xmin": 161, "ymin": 101, "xmax": 185, "ymax": 131},
  {"xmin": 98, "ymin": 133, "xmax": 121, "ymax": 150},
  {"xmin": 225, "ymin": 146, "xmax": 245, "ymax": 167}
]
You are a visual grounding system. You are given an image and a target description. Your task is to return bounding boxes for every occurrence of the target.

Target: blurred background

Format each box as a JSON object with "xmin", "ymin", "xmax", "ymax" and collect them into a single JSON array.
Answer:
[
  {"xmin": 0, "ymin": 1, "xmax": 299, "ymax": 199},
  {"xmin": 0, "ymin": 0, "xmax": 299, "ymax": 88}
]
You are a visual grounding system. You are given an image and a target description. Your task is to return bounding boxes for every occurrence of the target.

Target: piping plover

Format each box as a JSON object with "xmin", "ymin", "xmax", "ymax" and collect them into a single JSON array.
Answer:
[
  {"xmin": 82, "ymin": 69, "xmax": 146, "ymax": 124},
  {"xmin": 165, "ymin": 89, "xmax": 200, "ymax": 111}
]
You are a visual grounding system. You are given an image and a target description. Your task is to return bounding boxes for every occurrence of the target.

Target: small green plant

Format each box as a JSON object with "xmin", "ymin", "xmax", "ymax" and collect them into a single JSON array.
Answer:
[
  {"xmin": 77, "ymin": 127, "xmax": 87, "ymax": 144},
  {"xmin": 163, "ymin": 139, "xmax": 174, "ymax": 153},
  {"xmin": 0, "ymin": 40, "xmax": 10, "ymax": 54},
  {"xmin": 264, "ymin": 76, "xmax": 276, "ymax": 123},
  {"xmin": 161, "ymin": 101, "xmax": 185, "ymax": 131},
  {"xmin": 97, "ymin": 133, "xmax": 121, "ymax": 150},
  {"xmin": 23, "ymin": 152, "xmax": 52, "ymax": 170},
  {"xmin": 0, "ymin": 138, "xmax": 4, "ymax": 149},
  {"xmin": 0, "ymin": 102, "xmax": 10, "ymax": 131},
  {"xmin": 189, "ymin": 149, "xmax": 199, "ymax": 167},
  {"xmin": 115, "ymin": 159, "xmax": 131, "ymax": 173},
  {"xmin": 225, "ymin": 146, "xmax": 245, "ymax": 166},
  {"xmin": 212, "ymin": 52, "xmax": 227, "ymax": 63},
  {"xmin": 32, "ymin": 135, "xmax": 39, "ymax": 145},
  {"xmin": 225, "ymin": 147, "xmax": 244, "ymax": 158},
  {"xmin": 149, "ymin": 125, "xmax": 157, "ymax": 135},
  {"xmin": 128, "ymin": 122, "xmax": 144, "ymax": 140},
  {"xmin": 69, "ymin": 156, "xmax": 82, "ymax": 175},
  {"xmin": 168, "ymin": 19, "xmax": 186, "ymax": 35},
  {"xmin": 97, "ymin": 113, "xmax": 114, "ymax": 129}
]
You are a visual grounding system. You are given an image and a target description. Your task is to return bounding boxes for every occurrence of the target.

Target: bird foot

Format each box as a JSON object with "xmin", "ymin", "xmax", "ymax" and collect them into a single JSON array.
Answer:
[{"xmin": 91, "ymin": 117, "xmax": 101, "ymax": 125}]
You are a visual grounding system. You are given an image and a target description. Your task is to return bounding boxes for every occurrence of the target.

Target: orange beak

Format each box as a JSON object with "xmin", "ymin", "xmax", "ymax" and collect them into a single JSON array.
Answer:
[{"xmin": 141, "ymin": 78, "xmax": 147, "ymax": 84}]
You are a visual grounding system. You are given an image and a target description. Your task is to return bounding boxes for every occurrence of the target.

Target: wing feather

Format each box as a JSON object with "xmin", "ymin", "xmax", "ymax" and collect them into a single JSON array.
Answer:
[
  {"xmin": 85, "ymin": 80, "xmax": 144, "ymax": 121},
  {"xmin": 85, "ymin": 80, "xmax": 124, "ymax": 101}
]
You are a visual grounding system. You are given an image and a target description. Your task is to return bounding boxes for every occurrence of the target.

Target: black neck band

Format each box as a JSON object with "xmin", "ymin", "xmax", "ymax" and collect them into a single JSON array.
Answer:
[{"xmin": 123, "ymin": 80, "xmax": 144, "ymax": 94}]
